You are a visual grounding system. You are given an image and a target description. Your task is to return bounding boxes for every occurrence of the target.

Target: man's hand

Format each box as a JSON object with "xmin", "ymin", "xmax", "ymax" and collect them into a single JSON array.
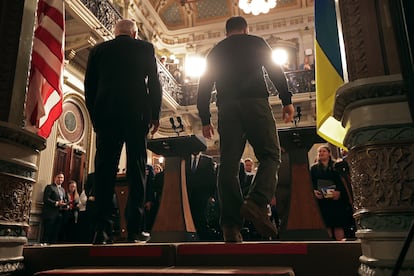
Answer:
[
  {"xmin": 202, "ymin": 124, "xmax": 215, "ymax": 139},
  {"xmin": 282, "ymin": 104, "xmax": 295, "ymax": 123},
  {"xmin": 149, "ymin": 120, "xmax": 160, "ymax": 135},
  {"xmin": 144, "ymin": 201, "xmax": 152, "ymax": 210},
  {"xmin": 314, "ymin": 190, "xmax": 323, "ymax": 199}
]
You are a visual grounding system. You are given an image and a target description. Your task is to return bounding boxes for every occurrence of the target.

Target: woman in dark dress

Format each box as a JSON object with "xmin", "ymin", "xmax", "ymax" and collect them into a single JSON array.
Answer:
[{"xmin": 310, "ymin": 145, "xmax": 351, "ymax": 241}]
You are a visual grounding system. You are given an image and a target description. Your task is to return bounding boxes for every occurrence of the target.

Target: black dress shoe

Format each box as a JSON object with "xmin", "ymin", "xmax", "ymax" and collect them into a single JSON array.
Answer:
[
  {"xmin": 93, "ymin": 230, "xmax": 114, "ymax": 245},
  {"xmin": 127, "ymin": 231, "xmax": 150, "ymax": 243}
]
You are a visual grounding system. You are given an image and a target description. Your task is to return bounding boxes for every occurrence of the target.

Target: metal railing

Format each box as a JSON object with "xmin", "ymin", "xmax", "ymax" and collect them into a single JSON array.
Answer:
[
  {"xmin": 79, "ymin": 0, "xmax": 315, "ymax": 107},
  {"xmin": 176, "ymin": 69, "xmax": 315, "ymax": 106},
  {"xmin": 80, "ymin": 0, "xmax": 122, "ymax": 31}
]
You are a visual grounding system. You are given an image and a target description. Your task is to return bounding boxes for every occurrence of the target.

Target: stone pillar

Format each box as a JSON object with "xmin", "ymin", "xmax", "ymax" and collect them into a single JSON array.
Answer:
[
  {"xmin": 335, "ymin": 0, "xmax": 414, "ymax": 275},
  {"xmin": 0, "ymin": 123, "xmax": 45, "ymax": 274},
  {"xmin": 336, "ymin": 76, "xmax": 414, "ymax": 275},
  {"xmin": 0, "ymin": 0, "xmax": 46, "ymax": 274}
]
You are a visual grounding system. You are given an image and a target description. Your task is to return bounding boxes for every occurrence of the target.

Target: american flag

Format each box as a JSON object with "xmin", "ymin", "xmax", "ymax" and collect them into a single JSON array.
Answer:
[{"xmin": 26, "ymin": 0, "xmax": 65, "ymax": 138}]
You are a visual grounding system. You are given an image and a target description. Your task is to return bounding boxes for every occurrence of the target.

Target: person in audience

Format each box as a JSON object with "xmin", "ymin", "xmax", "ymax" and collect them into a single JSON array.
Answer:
[
  {"xmin": 151, "ymin": 164, "xmax": 164, "ymax": 227},
  {"xmin": 335, "ymin": 149, "xmax": 356, "ymax": 239},
  {"xmin": 84, "ymin": 19, "xmax": 162, "ymax": 244},
  {"xmin": 160, "ymin": 55, "xmax": 167, "ymax": 66},
  {"xmin": 41, "ymin": 172, "xmax": 69, "ymax": 244},
  {"xmin": 62, "ymin": 180, "xmax": 80, "ymax": 242},
  {"xmin": 76, "ymin": 187, "xmax": 88, "ymax": 243},
  {"xmin": 311, "ymin": 145, "xmax": 352, "ymax": 241},
  {"xmin": 186, "ymin": 151, "xmax": 217, "ymax": 240},
  {"xmin": 84, "ymin": 172, "xmax": 97, "ymax": 243},
  {"xmin": 196, "ymin": 16, "xmax": 294, "ymax": 242},
  {"xmin": 144, "ymin": 164, "xmax": 156, "ymax": 232},
  {"xmin": 300, "ymin": 55, "xmax": 313, "ymax": 70},
  {"xmin": 269, "ymin": 195, "xmax": 280, "ymax": 231},
  {"xmin": 143, "ymin": 163, "xmax": 164, "ymax": 233},
  {"xmin": 240, "ymin": 158, "xmax": 275, "ymax": 240},
  {"xmin": 240, "ymin": 158, "xmax": 255, "ymax": 198}
]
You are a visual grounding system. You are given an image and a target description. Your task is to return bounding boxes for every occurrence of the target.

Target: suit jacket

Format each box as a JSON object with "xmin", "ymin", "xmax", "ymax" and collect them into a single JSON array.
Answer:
[
  {"xmin": 84, "ymin": 35, "xmax": 162, "ymax": 131},
  {"xmin": 186, "ymin": 154, "xmax": 217, "ymax": 201},
  {"xmin": 42, "ymin": 183, "xmax": 69, "ymax": 220}
]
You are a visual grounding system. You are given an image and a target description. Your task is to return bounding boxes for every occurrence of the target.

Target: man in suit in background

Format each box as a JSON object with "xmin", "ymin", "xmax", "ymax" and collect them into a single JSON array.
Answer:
[
  {"xmin": 84, "ymin": 19, "xmax": 162, "ymax": 244},
  {"xmin": 42, "ymin": 172, "xmax": 68, "ymax": 244},
  {"xmin": 186, "ymin": 151, "xmax": 217, "ymax": 240},
  {"xmin": 240, "ymin": 158, "xmax": 256, "ymax": 198}
]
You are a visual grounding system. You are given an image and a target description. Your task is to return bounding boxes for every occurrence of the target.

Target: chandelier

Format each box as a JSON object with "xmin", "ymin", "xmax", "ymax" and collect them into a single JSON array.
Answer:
[{"xmin": 238, "ymin": 0, "xmax": 277, "ymax": 15}]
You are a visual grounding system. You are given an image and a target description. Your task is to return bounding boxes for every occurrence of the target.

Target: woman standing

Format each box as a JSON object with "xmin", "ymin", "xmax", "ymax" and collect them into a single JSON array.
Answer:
[
  {"xmin": 63, "ymin": 180, "xmax": 80, "ymax": 242},
  {"xmin": 310, "ymin": 145, "xmax": 351, "ymax": 241}
]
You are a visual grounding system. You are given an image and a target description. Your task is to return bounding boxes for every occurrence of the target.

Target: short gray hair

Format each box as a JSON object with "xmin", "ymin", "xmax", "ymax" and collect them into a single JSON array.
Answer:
[{"xmin": 114, "ymin": 19, "xmax": 138, "ymax": 37}]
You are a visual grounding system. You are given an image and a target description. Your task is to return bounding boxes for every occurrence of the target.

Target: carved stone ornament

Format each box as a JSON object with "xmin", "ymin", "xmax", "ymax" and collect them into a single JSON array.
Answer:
[
  {"xmin": 348, "ymin": 142, "xmax": 414, "ymax": 211},
  {"xmin": 0, "ymin": 261, "xmax": 24, "ymax": 274},
  {"xmin": 345, "ymin": 125, "xmax": 414, "ymax": 149},
  {"xmin": 0, "ymin": 174, "xmax": 33, "ymax": 226}
]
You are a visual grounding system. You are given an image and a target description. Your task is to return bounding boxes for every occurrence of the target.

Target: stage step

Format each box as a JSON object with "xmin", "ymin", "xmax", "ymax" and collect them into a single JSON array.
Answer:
[
  {"xmin": 35, "ymin": 266, "xmax": 295, "ymax": 276},
  {"xmin": 24, "ymin": 241, "xmax": 361, "ymax": 276}
]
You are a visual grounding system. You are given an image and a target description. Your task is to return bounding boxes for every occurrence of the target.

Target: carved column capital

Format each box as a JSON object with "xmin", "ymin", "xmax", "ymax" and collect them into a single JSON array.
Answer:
[
  {"xmin": 349, "ymin": 142, "xmax": 414, "ymax": 211},
  {"xmin": 334, "ymin": 75, "xmax": 412, "ymax": 149}
]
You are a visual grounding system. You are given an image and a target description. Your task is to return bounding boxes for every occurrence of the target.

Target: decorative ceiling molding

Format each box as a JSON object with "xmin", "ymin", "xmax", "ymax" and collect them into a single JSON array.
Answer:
[{"xmin": 129, "ymin": 0, "xmax": 314, "ymax": 55}]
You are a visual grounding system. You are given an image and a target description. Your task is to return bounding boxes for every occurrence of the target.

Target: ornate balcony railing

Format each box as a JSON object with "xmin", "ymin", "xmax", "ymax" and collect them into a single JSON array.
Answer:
[
  {"xmin": 80, "ymin": 0, "xmax": 122, "ymax": 31},
  {"xmin": 284, "ymin": 69, "xmax": 315, "ymax": 94},
  {"xmin": 157, "ymin": 62, "xmax": 183, "ymax": 105},
  {"xmin": 169, "ymin": 69, "xmax": 315, "ymax": 106},
  {"xmin": 78, "ymin": 1, "xmax": 315, "ymax": 107}
]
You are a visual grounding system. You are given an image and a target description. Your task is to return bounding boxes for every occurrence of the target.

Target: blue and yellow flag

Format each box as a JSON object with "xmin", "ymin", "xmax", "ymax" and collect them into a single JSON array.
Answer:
[{"xmin": 315, "ymin": 0, "xmax": 346, "ymax": 148}]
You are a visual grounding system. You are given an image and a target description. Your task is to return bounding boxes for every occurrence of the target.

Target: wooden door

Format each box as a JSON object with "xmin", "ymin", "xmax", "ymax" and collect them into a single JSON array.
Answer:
[
  {"xmin": 71, "ymin": 149, "xmax": 85, "ymax": 191},
  {"xmin": 53, "ymin": 144, "xmax": 85, "ymax": 192}
]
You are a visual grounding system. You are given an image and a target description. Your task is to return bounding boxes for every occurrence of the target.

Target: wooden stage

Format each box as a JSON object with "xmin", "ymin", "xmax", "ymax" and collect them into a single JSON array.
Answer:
[
  {"xmin": 26, "ymin": 131, "xmax": 361, "ymax": 275},
  {"xmin": 23, "ymin": 241, "xmax": 361, "ymax": 276}
]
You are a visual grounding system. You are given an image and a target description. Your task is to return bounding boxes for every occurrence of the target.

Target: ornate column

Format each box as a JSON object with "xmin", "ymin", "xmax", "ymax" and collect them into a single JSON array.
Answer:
[
  {"xmin": 336, "ymin": 76, "xmax": 414, "ymax": 275},
  {"xmin": 0, "ymin": 123, "xmax": 45, "ymax": 273},
  {"xmin": 0, "ymin": 0, "xmax": 46, "ymax": 274},
  {"xmin": 335, "ymin": 0, "xmax": 414, "ymax": 275}
]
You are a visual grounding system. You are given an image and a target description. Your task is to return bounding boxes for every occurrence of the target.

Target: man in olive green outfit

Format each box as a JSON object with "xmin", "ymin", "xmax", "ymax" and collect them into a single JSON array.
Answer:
[{"xmin": 197, "ymin": 16, "xmax": 294, "ymax": 242}]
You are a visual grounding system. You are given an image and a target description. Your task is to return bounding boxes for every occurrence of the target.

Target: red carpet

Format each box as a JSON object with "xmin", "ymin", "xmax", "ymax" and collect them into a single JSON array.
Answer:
[{"xmin": 35, "ymin": 266, "xmax": 295, "ymax": 275}]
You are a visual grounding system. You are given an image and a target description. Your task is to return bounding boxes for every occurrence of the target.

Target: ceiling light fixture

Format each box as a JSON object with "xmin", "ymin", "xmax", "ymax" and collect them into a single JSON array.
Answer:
[{"xmin": 238, "ymin": 0, "xmax": 277, "ymax": 15}]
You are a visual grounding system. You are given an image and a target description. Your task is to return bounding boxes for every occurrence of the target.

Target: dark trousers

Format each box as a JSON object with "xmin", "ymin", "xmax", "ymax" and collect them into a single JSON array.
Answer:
[
  {"xmin": 217, "ymin": 98, "xmax": 281, "ymax": 228},
  {"xmin": 94, "ymin": 122, "xmax": 148, "ymax": 237},
  {"xmin": 189, "ymin": 194, "xmax": 209, "ymax": 239},
  {"xmin": 42, "ymin": 213, "xmax": 63, "ymax": 244}
]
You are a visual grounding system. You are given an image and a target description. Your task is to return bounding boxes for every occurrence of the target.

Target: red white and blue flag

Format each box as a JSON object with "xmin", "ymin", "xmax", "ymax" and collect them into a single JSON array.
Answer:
[{"xmin": 26, "ymin": 0, "xmax": 65, "ymax": 138}]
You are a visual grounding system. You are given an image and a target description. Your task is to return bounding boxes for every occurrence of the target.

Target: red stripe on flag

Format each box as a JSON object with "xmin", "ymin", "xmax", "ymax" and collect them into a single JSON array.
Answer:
[
  {"xmin": 38, "ymin": 1, "xmax": 64, "ymax": 29},
  {"xmin": 38, "ymin": 96, "xmax": 62, "ymax": 138},
  {"xmin": 31, "ymin": 51, "xmax": 61, "ymax": 93},
  {"xmin": 25, "ymin": 0, "xmax": 64, "ymax": 138},
  {"xmin": 35, "ymin": 26, "xmax": 64, "ymax": 60}
]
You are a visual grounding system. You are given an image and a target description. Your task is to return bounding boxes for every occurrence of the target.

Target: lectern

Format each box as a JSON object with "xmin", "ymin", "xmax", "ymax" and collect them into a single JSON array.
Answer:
[
  {"xmin": 147, "ymin": 135, "xmax": 207, "ymax": 242},
  {"xmin": 276, "ymin": 126, "xmax": 331, "ymax": 240}
]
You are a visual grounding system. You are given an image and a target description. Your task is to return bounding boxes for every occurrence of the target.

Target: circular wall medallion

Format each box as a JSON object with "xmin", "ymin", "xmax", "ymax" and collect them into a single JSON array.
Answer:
[{"xmin": 58, "ymin": 101, "xmax": 85, "ymax": 143}]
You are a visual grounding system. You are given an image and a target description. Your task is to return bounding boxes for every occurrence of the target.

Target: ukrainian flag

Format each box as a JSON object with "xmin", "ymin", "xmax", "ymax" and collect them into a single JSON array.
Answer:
[{"xmin": 315, "ymin": 0, "xmax": 346, "ymax": 148}]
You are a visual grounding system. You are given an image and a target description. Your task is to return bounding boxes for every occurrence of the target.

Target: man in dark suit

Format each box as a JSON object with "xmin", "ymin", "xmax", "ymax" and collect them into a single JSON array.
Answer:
[
  {"xmin": 42, "ymin": 172, "xmax": 69, "ymax": 244},
  {"xmin": 186, "ymin": 152, "xmax": 217, "ymax": 240},
  {"xmin": 84, "ymin": 19, "xmax": 162, "ymax": 244},
  {"xmin": 240, "ymin": 158, "xmax": 255, "ymax": 198}
]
